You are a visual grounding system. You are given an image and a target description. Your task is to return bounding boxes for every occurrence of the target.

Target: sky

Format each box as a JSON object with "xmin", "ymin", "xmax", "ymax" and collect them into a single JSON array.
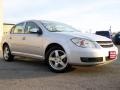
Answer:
[{"xmin": 3, "ymin": 0, "xmax": 120, "ymax": 33}]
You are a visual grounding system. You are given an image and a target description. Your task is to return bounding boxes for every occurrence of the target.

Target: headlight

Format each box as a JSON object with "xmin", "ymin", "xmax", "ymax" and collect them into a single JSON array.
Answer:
[{"xmin": 71, "ymin": 38, "xmax": 97, "ymax": 48}]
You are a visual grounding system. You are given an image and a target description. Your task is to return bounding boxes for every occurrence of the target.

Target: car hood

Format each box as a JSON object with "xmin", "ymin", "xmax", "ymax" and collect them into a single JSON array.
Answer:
[{"xmin": 55, "ymin": 32, "xmax": 111, "ymax": 41}]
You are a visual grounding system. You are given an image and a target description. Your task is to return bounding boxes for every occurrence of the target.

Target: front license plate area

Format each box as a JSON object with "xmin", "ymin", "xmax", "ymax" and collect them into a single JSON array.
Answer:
[{"xmin": 109, "ymin": 51, "xmax": 116, "ymax": 60}]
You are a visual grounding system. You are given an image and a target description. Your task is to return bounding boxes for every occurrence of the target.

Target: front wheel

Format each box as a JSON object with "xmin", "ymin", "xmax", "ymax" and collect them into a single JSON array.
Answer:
[
  {"xmin": 46, "ymin": 47, "xmax": 70, "ymax": 73},
  {"xmin": 3, "ymin": 45, "xmax": 14, "ymax": 61}
]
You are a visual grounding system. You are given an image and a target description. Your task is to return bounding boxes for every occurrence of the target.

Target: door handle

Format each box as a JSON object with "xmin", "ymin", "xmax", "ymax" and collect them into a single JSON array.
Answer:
[{"xmin": 22, "ymin": 37, "xmax": 26, "ymax": 40}]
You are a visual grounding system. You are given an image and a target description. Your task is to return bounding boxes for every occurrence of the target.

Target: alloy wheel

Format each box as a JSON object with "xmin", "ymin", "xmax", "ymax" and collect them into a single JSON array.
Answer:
[
  {"xmin": 3, "ymin": 46, "xmax": 10, "ymax": 60},
  {"xmin": 48, "ymin": 50, "xmax": 67, "ymax": 70}
]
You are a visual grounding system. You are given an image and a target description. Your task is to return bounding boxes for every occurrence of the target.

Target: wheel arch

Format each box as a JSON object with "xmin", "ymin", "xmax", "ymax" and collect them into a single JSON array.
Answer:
[
  {"xmin": 44, "ymin": 43, "xmax": 65, "ymax": 59},
  {"xmin": 2, "ymin": 42, "xmax": 9, "ymax": 50}
]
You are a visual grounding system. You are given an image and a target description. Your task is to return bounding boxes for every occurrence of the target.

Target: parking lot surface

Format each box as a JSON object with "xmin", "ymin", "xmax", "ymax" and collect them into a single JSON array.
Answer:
[{"xmin": 0, "ymin": 46, "xmax": 120, "ymax": 90}]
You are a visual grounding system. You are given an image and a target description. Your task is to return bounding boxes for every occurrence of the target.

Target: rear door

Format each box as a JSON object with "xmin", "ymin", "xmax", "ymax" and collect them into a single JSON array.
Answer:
[{"xmin": 9, "ymin": 22, "xmax": 25, "ymax": 52}]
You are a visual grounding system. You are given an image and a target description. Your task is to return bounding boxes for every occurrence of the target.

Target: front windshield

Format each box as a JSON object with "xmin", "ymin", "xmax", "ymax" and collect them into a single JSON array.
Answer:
[{"xmin": 41, "ymin": 21, "xmax": 80, "ymax": 32}]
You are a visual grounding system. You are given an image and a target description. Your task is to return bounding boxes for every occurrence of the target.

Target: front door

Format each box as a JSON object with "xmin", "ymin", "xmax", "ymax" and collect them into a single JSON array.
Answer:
[{"xmin": 21, "ymin": 21, "xmax": 43, "ymax": 57}]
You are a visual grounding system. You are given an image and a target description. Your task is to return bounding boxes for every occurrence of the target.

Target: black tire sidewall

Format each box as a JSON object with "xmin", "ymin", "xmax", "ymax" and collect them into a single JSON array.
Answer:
[{"xmin": 3, "ymin": 45, "xmax": 13, "ymax": 61}]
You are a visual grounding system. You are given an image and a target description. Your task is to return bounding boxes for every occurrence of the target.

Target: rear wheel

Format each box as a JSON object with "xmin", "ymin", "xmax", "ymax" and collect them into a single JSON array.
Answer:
[
  {"xmin": 46, "ymin": 47, "xmax": 69, "ymax": 73},
  {"xmin": 3, "ymin": 44, "xmax": 14, "ymax": 61}
]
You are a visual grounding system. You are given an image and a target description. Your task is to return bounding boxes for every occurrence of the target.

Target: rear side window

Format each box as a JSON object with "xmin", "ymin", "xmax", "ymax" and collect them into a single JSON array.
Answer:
[{"xmin": 11, "ymin": 23, "xmax": 24, "ymax": 34}]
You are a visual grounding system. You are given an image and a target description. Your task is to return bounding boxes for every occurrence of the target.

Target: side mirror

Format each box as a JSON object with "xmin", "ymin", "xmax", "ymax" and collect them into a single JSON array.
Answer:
[
  {"xmin": 29, "ymin": 28, "xmax": 42, "ymax": 35},
  {"xmin": 37, "ymin": 29, "xmax": 43, "ymax": 35},
  {"xmin": 29, "ymin": 28, "xmax": 38, "ymax": 33}
]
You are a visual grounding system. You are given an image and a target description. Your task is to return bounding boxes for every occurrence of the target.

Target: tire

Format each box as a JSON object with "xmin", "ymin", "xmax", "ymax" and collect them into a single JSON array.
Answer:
[
  {"xmin": 46, "ymin": 46, "xmax": 70, "ymax": 73},
  {"xmin": 3, "ymin": 44, "xmax": 14, "ymax": 61}
]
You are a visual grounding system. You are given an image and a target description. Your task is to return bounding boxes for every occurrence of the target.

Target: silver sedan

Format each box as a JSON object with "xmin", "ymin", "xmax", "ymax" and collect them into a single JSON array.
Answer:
[{"xmin": 1, "ymin": 20, "xmax": 118, "ymax": 72}]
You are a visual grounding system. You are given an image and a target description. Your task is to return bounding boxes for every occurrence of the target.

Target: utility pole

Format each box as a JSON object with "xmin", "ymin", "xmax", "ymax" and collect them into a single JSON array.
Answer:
[
  {"xmin": 109, "ymin": 26, "xmax": 111, "ymax": 32},
  {"xmin": 0, "ymin": 0, "xmax": 3, "ymax": 44}
]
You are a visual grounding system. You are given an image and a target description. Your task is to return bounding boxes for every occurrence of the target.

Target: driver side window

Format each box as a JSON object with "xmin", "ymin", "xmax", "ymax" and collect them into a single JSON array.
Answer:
[{"xmin": 25, "ymin": 22, "xmax": 40, "ymax": 34}]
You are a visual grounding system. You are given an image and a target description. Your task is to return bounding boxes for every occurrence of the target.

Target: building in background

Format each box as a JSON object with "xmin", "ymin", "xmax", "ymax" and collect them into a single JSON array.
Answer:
[
  {"xmin": 0, "ymin": 0, "xmax": 3, "ymax": 44},
  {"xmin": 3, "ymin": 23, "xmax": 15, "ymax": 35}
]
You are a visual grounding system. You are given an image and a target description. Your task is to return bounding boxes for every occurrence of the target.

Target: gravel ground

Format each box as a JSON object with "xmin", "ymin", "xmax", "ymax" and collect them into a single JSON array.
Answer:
[{"xmin": 0, "ymin": 46, "xmax": 120, "ymax": 90}]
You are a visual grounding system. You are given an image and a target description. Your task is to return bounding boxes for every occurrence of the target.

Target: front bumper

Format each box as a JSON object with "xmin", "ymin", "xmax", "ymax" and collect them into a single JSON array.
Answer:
[{"xmin": 67, "ymin": 46, "xmax": 118, "ymax": 65}]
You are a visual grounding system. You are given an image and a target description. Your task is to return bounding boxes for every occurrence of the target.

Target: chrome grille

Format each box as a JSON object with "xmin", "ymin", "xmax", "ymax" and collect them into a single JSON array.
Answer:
[{"xmin": 97, "ymin": 41, "xmax": 113, "ymax": 48}]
